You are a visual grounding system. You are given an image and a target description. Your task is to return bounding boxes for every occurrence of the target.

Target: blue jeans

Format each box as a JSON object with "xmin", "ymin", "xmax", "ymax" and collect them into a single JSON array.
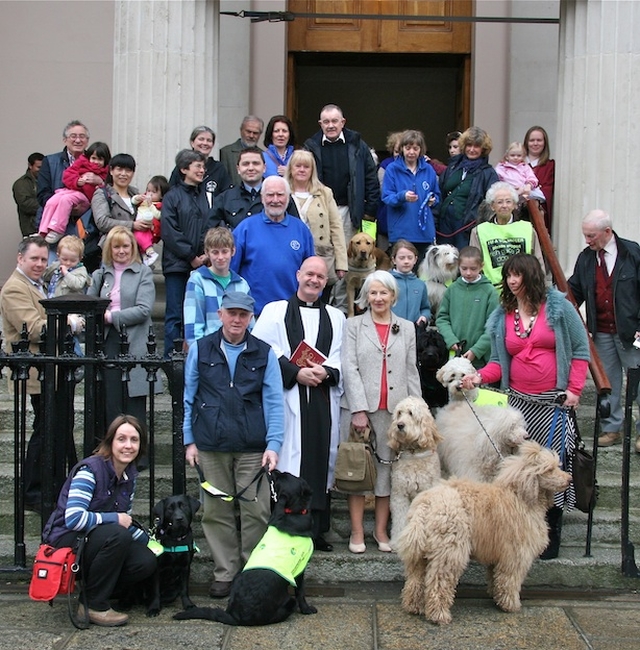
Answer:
[
  {"xmin": 163, "ymin": 271, "xmax": 189, "ymax": 357},
  {"xmin": 594, "ymin": 332, "xmax": 640, "ymax": 434}
]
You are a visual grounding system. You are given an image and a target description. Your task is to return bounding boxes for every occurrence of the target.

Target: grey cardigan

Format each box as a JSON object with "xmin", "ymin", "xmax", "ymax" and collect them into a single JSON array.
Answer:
[
  {"xmin": 88, "ymin": 262, "xmax": 162, "ymax": 396},
  {"xmin": 486, "ymin": 288, "xmax": 590, "ymax": 392}
]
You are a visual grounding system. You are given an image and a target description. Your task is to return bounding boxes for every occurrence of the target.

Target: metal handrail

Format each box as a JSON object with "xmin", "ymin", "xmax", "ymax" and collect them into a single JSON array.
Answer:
[{"xmin": 526, "ymin": 199, "xmax": 611, "ymax": 557}]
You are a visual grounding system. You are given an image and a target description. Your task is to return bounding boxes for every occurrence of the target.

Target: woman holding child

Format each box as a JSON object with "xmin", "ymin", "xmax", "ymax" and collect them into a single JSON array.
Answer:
[{"xmin": 92, "ymin": 154, "xmax": 152, "ymax": 248}]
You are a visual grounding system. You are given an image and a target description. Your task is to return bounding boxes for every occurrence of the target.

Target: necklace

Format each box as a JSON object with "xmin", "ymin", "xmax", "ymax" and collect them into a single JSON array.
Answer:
[
  {"xmin": 513, "ymin": 308, "xmax": 537, "ymax": 338},
  {"xmin": 375, "ymin": 322, "xmax": 391, "ymax": 353}
]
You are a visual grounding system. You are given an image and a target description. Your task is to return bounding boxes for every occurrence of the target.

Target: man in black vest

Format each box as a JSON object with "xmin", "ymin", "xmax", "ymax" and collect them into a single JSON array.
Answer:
[{"xmin": 182, "ymin": 292, "xmax": 284, "ymax": 598}]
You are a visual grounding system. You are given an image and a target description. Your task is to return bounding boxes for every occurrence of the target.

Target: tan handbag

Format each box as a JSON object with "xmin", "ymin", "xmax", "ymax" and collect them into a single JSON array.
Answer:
[{"xmin": 334, "ymin": 423, "xmax": 377, "ymax": 493}]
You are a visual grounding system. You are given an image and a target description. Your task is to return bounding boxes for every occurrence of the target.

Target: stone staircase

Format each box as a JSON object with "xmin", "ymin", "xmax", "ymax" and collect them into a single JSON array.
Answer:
[{"xmin": 1, "ymin": 362, "xmax": 640, "ymax": 592}]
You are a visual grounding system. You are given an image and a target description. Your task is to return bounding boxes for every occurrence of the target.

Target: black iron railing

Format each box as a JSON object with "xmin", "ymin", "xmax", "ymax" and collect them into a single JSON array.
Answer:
[{"xmin": 0, "ymin": 294, "xmax": 185, "ymax": 571}]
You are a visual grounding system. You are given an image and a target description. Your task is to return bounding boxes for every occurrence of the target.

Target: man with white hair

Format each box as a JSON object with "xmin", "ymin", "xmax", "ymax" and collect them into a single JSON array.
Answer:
[
  {"xmin": 230, "ymin": 175, "xmax": 315, "ymax": 315},
  {"xmin": 568, "ymin": 209, "xmax": 640, "ymax": 450}
]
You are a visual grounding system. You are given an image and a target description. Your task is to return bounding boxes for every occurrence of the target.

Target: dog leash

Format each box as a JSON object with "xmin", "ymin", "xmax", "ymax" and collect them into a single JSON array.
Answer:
[
  {"xmin": 194, "ymin": 463, "xmax": 276, "ymax": 503},
  {"xmin": 460, "ymin": 388, "xmax": 504, "ymax": 460}
]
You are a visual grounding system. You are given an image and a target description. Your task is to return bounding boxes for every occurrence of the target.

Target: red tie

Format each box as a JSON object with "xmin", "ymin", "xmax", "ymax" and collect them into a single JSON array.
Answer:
[{"xmin": 598, "ymin": 249, "xmax": 608, "ymax": 277}]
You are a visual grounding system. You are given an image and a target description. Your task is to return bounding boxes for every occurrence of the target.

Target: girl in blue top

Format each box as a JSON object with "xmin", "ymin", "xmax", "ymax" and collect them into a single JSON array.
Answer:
[
  {"xmin": 390, "ymin": 240, "xmax": 431, "ymax": 325},
  {"xmin": 382, "ymin": 130, "xmax": 441, "ymax": 267}
]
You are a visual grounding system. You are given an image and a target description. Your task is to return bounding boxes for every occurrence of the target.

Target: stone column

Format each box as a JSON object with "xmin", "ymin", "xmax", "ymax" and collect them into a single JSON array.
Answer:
[
  {"xmin": 111, "ymin": 0, "xmax": 221, "ymax": 186},
  {"xmin": 556, "ymin": 0, "xmax": 640, "ymax": 272}
]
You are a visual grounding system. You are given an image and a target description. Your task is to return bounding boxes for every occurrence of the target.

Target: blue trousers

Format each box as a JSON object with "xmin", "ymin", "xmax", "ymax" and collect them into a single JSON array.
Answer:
[{"xmin": 163, "ymin": 271, "xmax": 189, "ymax": 357}]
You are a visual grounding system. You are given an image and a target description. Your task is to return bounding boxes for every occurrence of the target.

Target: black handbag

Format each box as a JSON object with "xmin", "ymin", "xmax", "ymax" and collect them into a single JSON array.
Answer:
[
  {"xmin": 548, "ymin": 405, "xmax": 597, "ymax": 513},
  {"xmin": 572, "ymin": 435, "xmax": 598, "ymax": 513},
  {"xmin": 334, "ymin": 423, "xmax": 377, "ymax": 493}
]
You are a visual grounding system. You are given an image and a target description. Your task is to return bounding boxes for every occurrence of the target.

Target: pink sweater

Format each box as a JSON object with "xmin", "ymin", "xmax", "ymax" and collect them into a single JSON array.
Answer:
[
  {"xmin": 479, "ymin": 305, "xmax": 588, "ymax": 395},
  {"xmin": 494, "ymin": 161, "xmax": 539, "ymax": 192}
]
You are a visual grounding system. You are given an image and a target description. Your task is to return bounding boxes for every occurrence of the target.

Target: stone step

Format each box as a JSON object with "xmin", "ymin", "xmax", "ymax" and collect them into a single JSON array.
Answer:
[
  {"xmin": 2, "ymin": 533, "xmax": 640, "ymax": 592},
  {"xmin": 3, "ymin": 487, "xmax": 640, "ymax": 550},
  {"xmin": 2, "ymin": 457, "xmax": 637, "ymax": 513}
]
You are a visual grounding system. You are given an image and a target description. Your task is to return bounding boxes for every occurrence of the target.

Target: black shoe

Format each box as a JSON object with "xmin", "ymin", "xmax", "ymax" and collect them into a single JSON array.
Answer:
[
  {"xmin": 313, "ymin": 536, "xmax": 333, "ymax": 552},
  {"xmin": 209, "ymin": 581, "xmax": 232, "ymax": 598},
  {"xmin": 25, "ymin": 501, "xmax": 42, "ymax": 514}
]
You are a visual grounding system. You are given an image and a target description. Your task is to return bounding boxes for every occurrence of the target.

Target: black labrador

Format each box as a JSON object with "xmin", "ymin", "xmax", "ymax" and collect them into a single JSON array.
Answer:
[
  {"xmin": 146, "ymin": 494, "xmax": 200, "ymax": 616},
  {"xmin": 174, "ymin": 470, "xmax": 316, "ymax": 626},
  {"xmin": 416, "ymin": 324, "xmax": 449, "ymax": 409}
]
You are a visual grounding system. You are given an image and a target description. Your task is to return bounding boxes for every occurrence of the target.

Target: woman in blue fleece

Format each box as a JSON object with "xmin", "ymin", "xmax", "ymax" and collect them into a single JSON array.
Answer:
[
  {"xmin": 382, "ymin": 129, "xmax": 440, "ymax": 268},
  {"xmin": 390, "ymin": 240, "xmax": 431, "ymax": 325}
]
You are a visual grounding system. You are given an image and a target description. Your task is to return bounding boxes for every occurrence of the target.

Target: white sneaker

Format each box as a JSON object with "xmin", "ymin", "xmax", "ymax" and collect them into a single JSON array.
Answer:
[
  {"xmin": 144, "ymin": 250, "xmax": 159, "ymax": 266},
  {"xmin": 45, "ymin": 231, "xmax": 63, "ymax": 244}
]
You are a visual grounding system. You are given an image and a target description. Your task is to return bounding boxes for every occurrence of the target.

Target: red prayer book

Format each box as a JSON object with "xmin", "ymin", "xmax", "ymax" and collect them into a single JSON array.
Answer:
[{"xmin": 289, "ymin": 340, "xmax": 327, "ymax": 368}]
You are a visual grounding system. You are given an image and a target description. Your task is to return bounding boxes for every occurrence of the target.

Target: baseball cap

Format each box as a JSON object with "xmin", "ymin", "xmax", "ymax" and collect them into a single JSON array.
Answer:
[{"xmin": 220, "ymin": 291, "xmax": 254, "ymax": 312}]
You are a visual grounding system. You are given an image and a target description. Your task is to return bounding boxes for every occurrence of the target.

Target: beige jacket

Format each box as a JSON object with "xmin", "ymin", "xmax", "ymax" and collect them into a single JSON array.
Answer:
[{"xmin": 292, "ymin": 185, "xmax": 348, "ymax": 283}]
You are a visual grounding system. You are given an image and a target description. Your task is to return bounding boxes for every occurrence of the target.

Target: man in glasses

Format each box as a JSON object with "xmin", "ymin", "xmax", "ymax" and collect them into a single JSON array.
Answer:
[
  {"xmin": 37, "ymin": 120, "xmax": 91, "ymax": 217},
  {"xmin": 35, "ymin": 121, "xmax": 102, "ymax": 270}
]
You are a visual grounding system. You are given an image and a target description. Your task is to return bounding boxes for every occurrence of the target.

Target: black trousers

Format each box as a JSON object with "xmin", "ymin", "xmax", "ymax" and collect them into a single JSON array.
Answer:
[
  {"xmin": 24, "ymin": 394, "xmax": 42, "ymax": 504},
  {"xmin": 57, "ymin": 524, "xmax": 156, "ymax": 611}
]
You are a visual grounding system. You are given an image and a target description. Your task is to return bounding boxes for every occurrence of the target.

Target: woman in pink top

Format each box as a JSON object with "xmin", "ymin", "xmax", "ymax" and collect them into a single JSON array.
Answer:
[{"xmin": 461, "ymin": 254, "xmax": 590, "ymax": 559}]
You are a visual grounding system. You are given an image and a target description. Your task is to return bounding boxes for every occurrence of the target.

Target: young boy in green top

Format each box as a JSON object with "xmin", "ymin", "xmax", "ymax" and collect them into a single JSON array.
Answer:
[{"xmin": 436, "ymin": 246, "xmax": 499, "ymax": 368}]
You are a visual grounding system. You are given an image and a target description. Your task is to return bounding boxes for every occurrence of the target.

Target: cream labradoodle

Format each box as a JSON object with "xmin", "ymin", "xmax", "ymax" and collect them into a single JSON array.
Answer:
[
  {"xmin": 387, "ymin": 396, "xmax": 442, "ymax": 547},
  {"xmin": 396, "ymin": 441, "xmax": 571, "ymax": 625}
]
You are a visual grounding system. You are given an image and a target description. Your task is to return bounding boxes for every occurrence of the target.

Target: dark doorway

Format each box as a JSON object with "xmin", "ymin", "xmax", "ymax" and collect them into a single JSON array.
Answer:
[{"xmin": 292, "ymin": 52, "xmax": 468, "ymax": 162}]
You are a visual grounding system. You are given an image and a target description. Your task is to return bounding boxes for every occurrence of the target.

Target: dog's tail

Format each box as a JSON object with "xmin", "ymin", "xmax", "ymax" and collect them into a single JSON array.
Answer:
[{"xmin": 173, "ymin": 607, "xmax": 237, "ymax": 625}]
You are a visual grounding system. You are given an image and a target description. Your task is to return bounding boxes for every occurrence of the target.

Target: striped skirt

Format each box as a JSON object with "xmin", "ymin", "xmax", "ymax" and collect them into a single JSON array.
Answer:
[{"xmin": 508, "ymin": 388, "xmax": 576, "ymax": 510}]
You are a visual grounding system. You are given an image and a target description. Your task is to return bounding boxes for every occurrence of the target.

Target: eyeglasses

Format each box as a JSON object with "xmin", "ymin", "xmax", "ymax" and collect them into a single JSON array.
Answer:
[{"xmin": 66, "ymin": 133, "xmax": 88, "ymax": 141}]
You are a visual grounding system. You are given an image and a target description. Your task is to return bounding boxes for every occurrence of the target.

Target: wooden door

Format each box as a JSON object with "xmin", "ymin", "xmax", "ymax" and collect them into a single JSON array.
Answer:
[
  {"xmin": 287, "ymin": 0, "xmax": 472, "ymax": 53},
  {"xmin": 287, "ymin": 1, "xmax": 472, "ymax": 155}
]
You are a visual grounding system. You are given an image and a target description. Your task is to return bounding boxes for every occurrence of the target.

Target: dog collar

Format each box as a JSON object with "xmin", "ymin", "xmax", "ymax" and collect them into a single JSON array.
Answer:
[
  {"xmin": 400, "ymin": 449, "xmax": 436, "ymax": 459},
  {"xmin": 163, "ymin": 544, "xmax": 191, "ymax": 553}
]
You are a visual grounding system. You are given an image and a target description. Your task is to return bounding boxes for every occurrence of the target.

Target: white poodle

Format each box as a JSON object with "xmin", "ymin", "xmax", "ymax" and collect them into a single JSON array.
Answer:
[
  {"xmin": 436, "ymin": 402, "xmax": 529, "ymax": 482},
  {"xmin": 387, "ymin": 396, "xmax": 442, "ymax": 547},
  {"xmin": 435, "ymin": 356, "xmax": 528, "ymax": 481},
  {"xmin": 418, "ymin": 244, "xmax": 459, "ymax": 316},
  {"xmin": 396, "ymin": 441, "xmax": 572, "ymax": 625},
  {"xmin": 435, "ymin": 356, "xmax": 478, "ymax": 401}
]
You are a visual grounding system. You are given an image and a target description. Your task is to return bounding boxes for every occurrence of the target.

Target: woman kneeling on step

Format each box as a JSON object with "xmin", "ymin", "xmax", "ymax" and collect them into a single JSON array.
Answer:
[{"xmin": 42, "ymin": 415, "xmax": 157, "ymax": 626}]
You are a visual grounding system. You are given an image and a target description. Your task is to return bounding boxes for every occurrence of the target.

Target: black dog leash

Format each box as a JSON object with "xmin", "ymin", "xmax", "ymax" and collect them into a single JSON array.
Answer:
[{"xmin": 194, "ymin": 463, "xmax": 276, "ymax": 503}]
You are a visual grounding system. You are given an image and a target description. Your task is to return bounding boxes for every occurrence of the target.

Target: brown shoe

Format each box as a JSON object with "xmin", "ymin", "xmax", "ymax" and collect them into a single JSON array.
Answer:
[
  {"xmin": 209, "ymin": 580, "xmax": 232, "ymax": 598},
  {"xmin": 78, "ymin": 604, "xmax": 129, "ymax": 627},
  {"xmin": 598, "ymin": 431, "xmax": 621, "ymax": 447},
  {"xmin": 635, "ymin": 435, "xmax": 640, "ymax": 454}
]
